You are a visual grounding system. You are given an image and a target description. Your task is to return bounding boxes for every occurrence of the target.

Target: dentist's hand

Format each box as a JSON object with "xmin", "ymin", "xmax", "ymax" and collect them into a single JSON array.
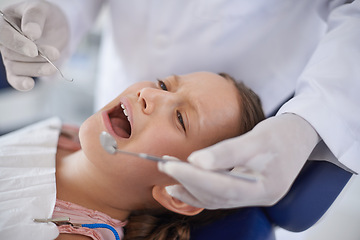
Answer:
[
  {"xmin": 0, "ymin": 1, "xmax": 69, "ymax": 91},
  {"xmin": 158, "ymin": 114, "xmax": 320, "ymax": 209}
]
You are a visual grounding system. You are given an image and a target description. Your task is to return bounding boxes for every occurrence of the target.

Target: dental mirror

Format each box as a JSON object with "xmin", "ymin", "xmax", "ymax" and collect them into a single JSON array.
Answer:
[
  {"xmin": 99, "ymin": 131, "xmax": 167, "ymax": 162},
  {"xmin": 100, "ymin": 131, "xmax": 118, "ymax": 154}
]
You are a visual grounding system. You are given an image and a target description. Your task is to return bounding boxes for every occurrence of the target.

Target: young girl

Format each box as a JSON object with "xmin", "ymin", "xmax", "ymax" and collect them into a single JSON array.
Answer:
[{"xmin": 0, "ymin": 72, "xmax": 264, "ymax": 240}]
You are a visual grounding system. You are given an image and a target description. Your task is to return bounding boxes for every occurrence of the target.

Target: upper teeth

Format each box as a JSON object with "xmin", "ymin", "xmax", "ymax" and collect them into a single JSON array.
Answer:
[{"xmin": 121, "ymin": 103, "xmax": 129, "ymax": 118}]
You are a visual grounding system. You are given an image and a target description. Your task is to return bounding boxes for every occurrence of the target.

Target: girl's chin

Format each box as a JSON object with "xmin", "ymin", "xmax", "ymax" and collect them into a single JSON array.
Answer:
[{"xmin": 78, "ymin": 117, "xmax": 100, "ymax": 146}]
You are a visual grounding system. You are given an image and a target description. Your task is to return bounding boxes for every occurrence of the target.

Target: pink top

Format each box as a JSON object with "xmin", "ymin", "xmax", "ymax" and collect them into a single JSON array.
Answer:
[{"xmin": 52, "ymin": 199, "xmax": 127, "ymax": 240}]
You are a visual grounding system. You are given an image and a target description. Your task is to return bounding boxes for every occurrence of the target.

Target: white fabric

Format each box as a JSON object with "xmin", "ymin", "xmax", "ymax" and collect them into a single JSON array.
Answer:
[
  {"xmin": 277, "ymin": 0, "xmax": 360, "ymax": 173},
  {"xmin": 49, "ymin": 0, "xmax": 360, "ymax": 172},
  {"xmin": 0, "ymin": 118, "xmax": 61, "ymax": 240}
]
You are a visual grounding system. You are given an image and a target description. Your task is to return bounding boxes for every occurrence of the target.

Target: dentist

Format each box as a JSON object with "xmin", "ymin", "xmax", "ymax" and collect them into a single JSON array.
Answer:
[{"xmin": 0, "ymin": 0, "xmax": 359, "ymax": 209}]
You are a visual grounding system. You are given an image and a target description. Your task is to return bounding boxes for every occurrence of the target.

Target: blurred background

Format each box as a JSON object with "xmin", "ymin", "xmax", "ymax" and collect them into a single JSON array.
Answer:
[{"xmin": 0, "ymin": 1, "xmax": 359, "ymax": 239}]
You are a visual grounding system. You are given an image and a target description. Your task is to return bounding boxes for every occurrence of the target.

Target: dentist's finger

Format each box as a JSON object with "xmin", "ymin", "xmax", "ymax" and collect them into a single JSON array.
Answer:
[
  {"xmin": 165, "ymin": 185, "xmax": 206, "ymax": 208},
  {"xmin": 1, "ymin": 45, "xmax": 59, "ymax": 62},
  {"xmin": 14, "ymin": 1, "xmax": 49, "ymax": 41},
  {"xmin": 158, "ymin": 161, "xmax": 263, "ymax": 202},
  {"xmin": 6, "ymin": 72, "xmax": 35, "ymax": 91},
  {"xmin": 187, "ymin": 132, "xmax": 264, "ymax": 170},
  {"xmin": 0, "ymin": 20, "xmax": 38, "ymax": 57},
  {"xmin": 7, "ymin": 61, "xmax": 57, "ymax": 77}
]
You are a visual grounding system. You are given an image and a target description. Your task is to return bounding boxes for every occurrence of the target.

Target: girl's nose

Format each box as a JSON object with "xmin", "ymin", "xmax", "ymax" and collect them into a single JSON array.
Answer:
[{"xmin": 137, "ymin": 88, "xmax": 170, "ymax": 114}]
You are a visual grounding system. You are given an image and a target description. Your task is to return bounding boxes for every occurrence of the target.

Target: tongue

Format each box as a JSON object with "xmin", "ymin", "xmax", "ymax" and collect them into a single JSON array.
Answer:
[{"xmin": 110, "ymin": 118, "xmax": 130, "ymax": 138}]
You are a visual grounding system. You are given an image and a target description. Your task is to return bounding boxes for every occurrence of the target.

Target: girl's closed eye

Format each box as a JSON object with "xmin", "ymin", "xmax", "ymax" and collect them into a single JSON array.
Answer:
[
  {"xmin": 157, "ymin": 79, "xmax": 168, "ymax": 91},
  {"xmin": 157, "ymin": 79, "xmax": 186, "ymax": 132},
  {"xmin": 177, "ymin": 111, "xmax": 186, "ymax": 132}
]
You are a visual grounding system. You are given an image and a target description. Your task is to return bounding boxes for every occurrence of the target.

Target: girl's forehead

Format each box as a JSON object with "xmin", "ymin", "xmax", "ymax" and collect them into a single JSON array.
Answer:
[
  {"xmin": 179, "ymin": 72, "xmax": 235, "ymax": 93},
  {"xmin": 182, "ymin": 73, "xmax": 239, "ymax": 103}
]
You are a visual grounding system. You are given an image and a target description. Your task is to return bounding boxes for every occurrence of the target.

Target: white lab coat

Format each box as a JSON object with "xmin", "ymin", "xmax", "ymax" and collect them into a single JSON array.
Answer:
[
  {"xmin": 0, "ymin": 118, "xmax": 60, "ymax": 240},
  {"xmin": 51, "ymin": 0, "xmax": 360, "ymax": 173}
]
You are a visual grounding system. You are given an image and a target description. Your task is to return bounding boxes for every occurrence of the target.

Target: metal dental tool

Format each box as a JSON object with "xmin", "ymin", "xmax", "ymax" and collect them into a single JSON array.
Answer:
[
  {"xmin": 33, "ymin": 217, "xmax": 120, "ymax": 240},
  {"xmin": 100, "ymin": 131, "xmax": 168, "ymax": 163},
  {"xmin": 100, "ymin": 131, "xmax": 258, "ymax": 182},
  {"xmin": 0, "ymin": 10, "xmax": 73, "ymax": 82}
]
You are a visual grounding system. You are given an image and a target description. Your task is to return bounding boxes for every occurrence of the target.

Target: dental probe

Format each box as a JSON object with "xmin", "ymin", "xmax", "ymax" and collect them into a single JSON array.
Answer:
[
  {"xmin": 0, "ymin": 10, "xmax": 73, "ymax": 82},
  {"xmin": 100, "ymin": 131, "xmax": 258, "ymax": 182}
]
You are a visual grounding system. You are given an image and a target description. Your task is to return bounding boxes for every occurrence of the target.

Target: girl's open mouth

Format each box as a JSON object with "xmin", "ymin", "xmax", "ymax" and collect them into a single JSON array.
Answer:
[{"xmin": 107, "ymin": 102, "xmax": 132, "ymax": 138}]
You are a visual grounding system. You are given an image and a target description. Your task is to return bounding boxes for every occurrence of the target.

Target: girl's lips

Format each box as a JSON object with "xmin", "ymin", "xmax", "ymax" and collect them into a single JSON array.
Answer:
[{"xmin": 102, "ymin": 99, "xmax": 132, "ymax": 139}]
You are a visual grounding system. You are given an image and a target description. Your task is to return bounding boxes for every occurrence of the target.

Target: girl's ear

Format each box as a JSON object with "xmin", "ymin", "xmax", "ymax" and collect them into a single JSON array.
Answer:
[{"xmin": 152, "ymin": 185, "xmax": 204, "ymax": 216}]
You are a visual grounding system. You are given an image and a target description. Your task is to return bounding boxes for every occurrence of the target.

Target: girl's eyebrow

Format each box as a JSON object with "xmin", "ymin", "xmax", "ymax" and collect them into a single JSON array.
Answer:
[{"xmin": 170, "ymin": 74, "xmax": 180, "ymax": 89}]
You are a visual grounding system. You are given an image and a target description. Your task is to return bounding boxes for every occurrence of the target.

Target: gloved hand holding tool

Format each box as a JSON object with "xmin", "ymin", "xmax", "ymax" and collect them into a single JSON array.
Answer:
[
  {"xmin": 158, "ymin": 113, "xmax": 320, "ymax": 209},
  {"xmin": 0, "ymin": 1, "xmax": 70, "ymax": 91}
]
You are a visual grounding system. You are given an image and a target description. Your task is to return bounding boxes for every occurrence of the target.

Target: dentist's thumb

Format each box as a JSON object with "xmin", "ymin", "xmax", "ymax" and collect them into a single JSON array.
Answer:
[
  {"xmin": 20, "ymin": 2, "xmax": 48, "ymax": 41},
  {"xmin": 187, "ymin": 136, "xmax": 252, "ymax": 171}
]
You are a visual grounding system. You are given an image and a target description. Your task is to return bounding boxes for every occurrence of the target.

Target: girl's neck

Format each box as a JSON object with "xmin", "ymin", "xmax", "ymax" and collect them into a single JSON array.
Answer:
[{"xmin": 55, "ymin": 148, "xmax": 131, "ymax": 221}]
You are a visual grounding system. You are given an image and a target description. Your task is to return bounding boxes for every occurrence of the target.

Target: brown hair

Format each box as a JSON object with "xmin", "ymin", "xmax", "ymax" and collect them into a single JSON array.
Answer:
[
  {"xmin": 219, "ymin": 72, "xmax": 265, "ymax": 135},
  {"xmin": 123, "ymin": 73, "xmax": 265, "ymax": 240}
]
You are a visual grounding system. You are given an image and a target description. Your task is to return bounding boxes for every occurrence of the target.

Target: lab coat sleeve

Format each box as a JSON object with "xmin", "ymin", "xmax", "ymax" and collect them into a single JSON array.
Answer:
[
  {"xmin": 277, "ymin": 0, "xmax": 360, "ymax": 173},
  {"xmin": 47, "ymin": 0, "xmax": 104, "ymax": 54}
]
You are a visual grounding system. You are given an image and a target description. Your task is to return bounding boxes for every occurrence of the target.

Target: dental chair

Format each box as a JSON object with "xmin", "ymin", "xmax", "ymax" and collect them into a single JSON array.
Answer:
[{"xmin": 190, "ymin": 159, "xmax": 353, "ymax": 240}]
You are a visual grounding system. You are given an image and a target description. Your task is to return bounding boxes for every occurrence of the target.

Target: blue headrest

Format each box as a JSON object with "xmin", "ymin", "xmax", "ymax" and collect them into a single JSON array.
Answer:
[
  {"xmin": 191, "ymin": 208, "xmax": 275, "ymax": 240},
  {"xmin": 190, "ymin": 160, "xmax": 352, "ymax": 239},
  {"xmin": 265, "ymin": 160, "xmax": 352, "ymax": 232}
]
